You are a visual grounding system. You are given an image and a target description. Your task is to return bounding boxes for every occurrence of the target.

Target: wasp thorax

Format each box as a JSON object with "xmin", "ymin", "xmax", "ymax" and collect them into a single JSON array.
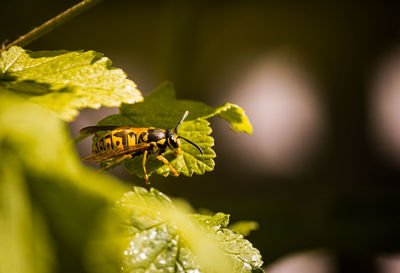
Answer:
[{"xmin": 147, "ymin": 129, "xmax": 166, "ymax": 142}]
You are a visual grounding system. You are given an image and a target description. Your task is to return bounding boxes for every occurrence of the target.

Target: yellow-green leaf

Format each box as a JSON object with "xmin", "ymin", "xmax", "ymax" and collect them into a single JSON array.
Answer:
[
  {"xmin": 117, "ymin": 187, "xmax": 264, "ymax": 273},
  {"xmin": 0, "ymin": 90, "xmax": 127, "ymax": 273},
  {"xmin": 0, "ymin": 46, "xmax": 143, "ymax": 121}
]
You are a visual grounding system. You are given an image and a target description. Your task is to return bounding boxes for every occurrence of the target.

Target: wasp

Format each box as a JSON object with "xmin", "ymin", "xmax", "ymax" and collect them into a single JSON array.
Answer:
[{"xmin": 80, "ymin": 111, "xmax": 203, "ymax": 184}]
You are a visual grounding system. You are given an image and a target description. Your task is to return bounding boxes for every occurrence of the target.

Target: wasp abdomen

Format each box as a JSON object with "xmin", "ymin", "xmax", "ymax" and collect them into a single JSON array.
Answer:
[{"xmin": 93, "ymin": 129, "xmax": 138, "ymax": 155}]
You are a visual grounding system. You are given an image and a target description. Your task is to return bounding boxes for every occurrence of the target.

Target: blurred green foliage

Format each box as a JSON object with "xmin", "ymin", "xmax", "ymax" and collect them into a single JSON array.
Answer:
[
  {"xmin": 0, "ymin": 89, "xmax": 127, "ymax": 273},
  {"xmin": 229, "ymin": 221, "xmax": 259, "ymax": 237}
]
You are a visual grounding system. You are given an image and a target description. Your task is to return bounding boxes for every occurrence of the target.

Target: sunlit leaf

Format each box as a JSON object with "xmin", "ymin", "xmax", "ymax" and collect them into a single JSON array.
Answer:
[
  {"xmin": 117, "ymin": 187, "xmax": 264, "ymax": 273},
  {"xmin": 229, "ymin": 221, "xmax": 260, "ymax": 237},
  {"xmin": 0, "ymin": 46, "xmax": 142, "ymax": 121}
]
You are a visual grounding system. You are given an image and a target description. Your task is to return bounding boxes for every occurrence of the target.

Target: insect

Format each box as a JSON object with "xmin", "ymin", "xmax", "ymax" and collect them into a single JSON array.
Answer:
[{"xmin": 80, "ymin": 111, "xmax": 203, "ymax": 184}]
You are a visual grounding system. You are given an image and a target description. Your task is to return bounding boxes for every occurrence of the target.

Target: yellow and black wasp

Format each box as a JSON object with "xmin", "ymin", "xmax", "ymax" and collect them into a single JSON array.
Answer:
[{"xmin": 80, "ymin": 111, "xmax": 203, "ymax": 184}]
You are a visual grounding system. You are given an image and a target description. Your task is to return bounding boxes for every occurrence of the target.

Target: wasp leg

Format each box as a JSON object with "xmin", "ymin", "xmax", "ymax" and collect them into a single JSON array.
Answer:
[
  {"xmin": 98, "ymin": 154, "xmax": 132, "ymax": 172},
  {"xmin": 156, "ymin": 155, "xmax": 178, "ymax": 177},
  {"xmin": 142, "ymin": 150, "xmax": 150, "ymax": 184},
  {"xmin": 173, "ymin": 147, "xmax": 182, "ymax": 156}
]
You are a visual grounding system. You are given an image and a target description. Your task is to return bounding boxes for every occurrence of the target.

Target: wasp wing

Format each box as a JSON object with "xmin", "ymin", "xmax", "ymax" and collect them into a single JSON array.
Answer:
[
  {"xmin": 82, "ymin": 143, "xmax": 152, "ymax": 162},
  {"xmin": 79, "ymin": 126, "xmax": 131, "ymax": 135},
  {"xmin": 112, "ymin": 143, "xmax": 152, "ymax": 157}
]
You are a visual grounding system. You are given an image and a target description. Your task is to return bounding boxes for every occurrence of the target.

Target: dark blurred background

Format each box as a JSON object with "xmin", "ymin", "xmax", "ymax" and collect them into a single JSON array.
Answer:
[{"xmin": 3, "ymin": 1, "xmax": 400, "ymax": 272}]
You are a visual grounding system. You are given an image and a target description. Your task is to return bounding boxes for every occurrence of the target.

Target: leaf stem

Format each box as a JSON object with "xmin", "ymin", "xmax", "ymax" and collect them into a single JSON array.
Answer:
[{"xmin": 0, "ymin": 0, "xmax": 104, "ymax": 54}]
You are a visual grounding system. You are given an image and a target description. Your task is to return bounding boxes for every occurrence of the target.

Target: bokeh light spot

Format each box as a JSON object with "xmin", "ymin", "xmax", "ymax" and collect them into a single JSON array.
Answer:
[
  {"xmin": 371, "ymin": 50, "xmax": 400, "ymax": 165},
  {"xmin": 265, "ymin": 250, "xmax": 336, "ymax": 273},
  {"xmin": 220, "ymin": 55, "xmax": 324, "ymax": 175}
]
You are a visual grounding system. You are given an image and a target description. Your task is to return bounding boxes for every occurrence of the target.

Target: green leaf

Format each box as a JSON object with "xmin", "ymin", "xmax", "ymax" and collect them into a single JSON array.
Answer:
[
  {"xmin": 0, "ymin": 90, "xmax": 127, "ymax": 273},
  {"xmin": 109, "ymin": 82, "xmax": 252, "ymax": 133},
  {"xmin": 0, "ymin": 46, "xmax": 143, "ymax": 121},
  {"xmin": 117, "ymin": 187, "xmax": 264, "ymax": 273},
  {"xmin": 229, "ymin": 221, "xmax": 260, "ymax": 237},
  {"xmin": 191, "ymin": 214, "xmax": 263, "ymax": 272},
  {"xmin": 0, "ymin": 152, "xmax": 55, "ymax": 273},
  {"xmin": 93, "ymin": 82, "xmax": 252, "ymax": 180}
]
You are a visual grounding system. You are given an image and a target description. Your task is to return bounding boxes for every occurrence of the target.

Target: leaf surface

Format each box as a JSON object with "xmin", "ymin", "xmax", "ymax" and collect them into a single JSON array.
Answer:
[
  {"xmin": 117, "ymin": 187, "xmax": 264, "ymax": 273},
  {"xmin": 0, "ymin": 46, "xmax": 142, "ymax": 121},
  {"xmin": 229, "ymin": 221, "xmax": 260, "ymax": 237}
]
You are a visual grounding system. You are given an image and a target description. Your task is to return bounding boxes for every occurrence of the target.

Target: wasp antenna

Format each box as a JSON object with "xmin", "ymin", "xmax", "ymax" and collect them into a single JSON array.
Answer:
[
  {"xmin": 178, "ymin": 136, "xmax": 204, "ymax": 155},
  {"xmin": 175, "ymin": 110, "xmax": 189, "ymax": 133}
]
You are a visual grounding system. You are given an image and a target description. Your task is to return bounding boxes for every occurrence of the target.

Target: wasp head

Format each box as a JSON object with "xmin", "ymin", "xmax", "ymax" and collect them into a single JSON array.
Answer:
[
  {"xmin": 167, "ymin": 111, "xmax": 204, "ymax": 155},
  {"xmin": 166, "ymin": 129, "xmax": 180, "ymax": 149}
]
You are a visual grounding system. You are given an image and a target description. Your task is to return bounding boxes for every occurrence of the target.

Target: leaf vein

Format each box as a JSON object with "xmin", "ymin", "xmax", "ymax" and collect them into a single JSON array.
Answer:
[{"xmin": 4, "ymin": 49, "xmax": 24, "ymax": 73}]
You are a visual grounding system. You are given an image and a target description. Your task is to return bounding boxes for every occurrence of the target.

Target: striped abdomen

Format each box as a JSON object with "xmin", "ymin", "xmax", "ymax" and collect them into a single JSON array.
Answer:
[{"xmin": 92, "ymin": 128, "xmax": 143, "ymax": 155}]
